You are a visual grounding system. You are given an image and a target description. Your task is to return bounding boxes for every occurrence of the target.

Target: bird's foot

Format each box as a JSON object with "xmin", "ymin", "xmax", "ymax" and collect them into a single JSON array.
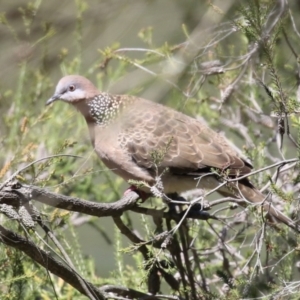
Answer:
[
  {"xmin": 166, "ymin": 193, "xmax": 214, "ymax": 220},
  {"xmin": 179, "ymin": 207, "xmax": 214, "ymax": 220},
  {"xmin": 124, "ymin": 185, "xmax": 150, "ymax": 202}
]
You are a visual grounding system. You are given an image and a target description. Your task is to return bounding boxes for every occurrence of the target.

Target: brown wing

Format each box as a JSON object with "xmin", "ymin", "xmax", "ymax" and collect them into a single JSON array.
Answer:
[{"xmin": 118, "ymin": 98, "xmax": 252, "ymax": 176}]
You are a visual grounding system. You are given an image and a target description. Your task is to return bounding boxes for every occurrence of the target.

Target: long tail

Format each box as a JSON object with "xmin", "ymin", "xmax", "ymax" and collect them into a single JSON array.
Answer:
[{"xmin": 220, "ymin": 179, "xmax": 299, "ymax": 233}]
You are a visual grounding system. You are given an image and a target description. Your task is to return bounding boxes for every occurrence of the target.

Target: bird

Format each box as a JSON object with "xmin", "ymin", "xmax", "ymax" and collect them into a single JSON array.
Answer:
[{"xmin": 46, "ymin": 75, "xmax": 299, "ymax": 232}]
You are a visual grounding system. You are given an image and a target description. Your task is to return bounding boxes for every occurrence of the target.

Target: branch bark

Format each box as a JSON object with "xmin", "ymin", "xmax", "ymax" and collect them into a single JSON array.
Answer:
[{"xmin": 0, "ymin": 224, "xmax": 105, "ymax": 300}]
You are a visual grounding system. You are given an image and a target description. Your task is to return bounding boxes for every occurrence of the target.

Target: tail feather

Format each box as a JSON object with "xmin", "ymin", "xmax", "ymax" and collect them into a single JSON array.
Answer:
[{"xmin": 219, "ymin": 180, "xmax": 299, "ymax": 233}]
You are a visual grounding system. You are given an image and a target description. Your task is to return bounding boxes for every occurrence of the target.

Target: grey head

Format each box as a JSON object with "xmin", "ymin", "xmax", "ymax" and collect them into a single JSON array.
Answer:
[
  {"xmin": 46, "ymin": 75, "xmax": 100, "ymax": 106},
  {"xmin": 46, "ymin": 75, "xmax": 128, "ymax": 126}
]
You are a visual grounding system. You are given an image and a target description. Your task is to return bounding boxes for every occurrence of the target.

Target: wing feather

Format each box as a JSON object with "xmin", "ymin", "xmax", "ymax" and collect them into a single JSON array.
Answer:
[{"xmin": 118, "ymin": 98, "xmax": 252, "ymax": 176}]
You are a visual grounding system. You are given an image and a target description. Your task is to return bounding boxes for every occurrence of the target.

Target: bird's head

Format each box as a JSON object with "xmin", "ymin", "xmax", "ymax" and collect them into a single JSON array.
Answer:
[
  {"xmin": 46, "ymin": 75, "xmax": 100, "ymax": 106},
  {"xmin": 46, "ymin": 75, "xmax": 123, "ymax": 125}
]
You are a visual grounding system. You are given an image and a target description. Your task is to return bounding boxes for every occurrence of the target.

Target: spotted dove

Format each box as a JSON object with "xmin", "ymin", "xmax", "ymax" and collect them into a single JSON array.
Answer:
[{"xmin": 46, "ymin": 75, "xmax": 299, "ymax": 232}]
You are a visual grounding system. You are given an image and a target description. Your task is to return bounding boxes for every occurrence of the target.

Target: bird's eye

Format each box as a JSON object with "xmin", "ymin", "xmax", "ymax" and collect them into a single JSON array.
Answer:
[{"xmin": 69, "ymin": 85, "xmax": 76, "ymax": 92}]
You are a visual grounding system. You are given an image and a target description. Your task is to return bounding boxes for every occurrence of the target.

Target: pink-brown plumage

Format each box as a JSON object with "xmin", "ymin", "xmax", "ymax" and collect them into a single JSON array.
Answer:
[{"xmin": 47, "ymin": 75, "xmax": 299, "ymax": 232}]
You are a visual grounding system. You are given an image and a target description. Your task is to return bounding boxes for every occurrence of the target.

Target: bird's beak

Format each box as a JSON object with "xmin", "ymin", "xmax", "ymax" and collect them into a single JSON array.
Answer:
[{"xmin": 46, "ymin": 94, "xmax": 60, "ymax": 106}]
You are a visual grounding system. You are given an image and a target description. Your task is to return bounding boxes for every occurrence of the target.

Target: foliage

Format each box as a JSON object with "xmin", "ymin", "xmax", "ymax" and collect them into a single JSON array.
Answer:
[{"xmin": 1, "ymin": 0, "xmax": 300, "ymax": 299}]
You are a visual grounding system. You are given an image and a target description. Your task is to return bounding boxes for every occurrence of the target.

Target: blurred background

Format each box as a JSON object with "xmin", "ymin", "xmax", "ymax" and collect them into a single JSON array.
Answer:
[
  {"xmin": 1, "ymin": 0, "xmax": 242, "ymax": 276},
  {"xmin": 1, "ymin": 0, "xmax": 300, "ymax": 297}
]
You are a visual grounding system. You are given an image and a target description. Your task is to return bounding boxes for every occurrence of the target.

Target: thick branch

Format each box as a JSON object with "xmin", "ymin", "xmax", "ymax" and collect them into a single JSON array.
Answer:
[
  {"xmin": 29, "ymin": 185, "xmax": 139, "ymax": 216},
  {"xmin": 1, "ymin": 184, "xmax": 140, "ymax": 217},
  {"xmin": 0, "ymin": 224, "xmax": 105, "ymax": 300}
]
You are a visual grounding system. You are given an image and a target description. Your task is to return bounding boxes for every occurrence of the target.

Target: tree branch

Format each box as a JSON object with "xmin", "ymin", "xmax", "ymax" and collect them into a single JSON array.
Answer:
[{"xmin": 0, "ymin": 224, "xmax": 105, "ymax": 300}]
